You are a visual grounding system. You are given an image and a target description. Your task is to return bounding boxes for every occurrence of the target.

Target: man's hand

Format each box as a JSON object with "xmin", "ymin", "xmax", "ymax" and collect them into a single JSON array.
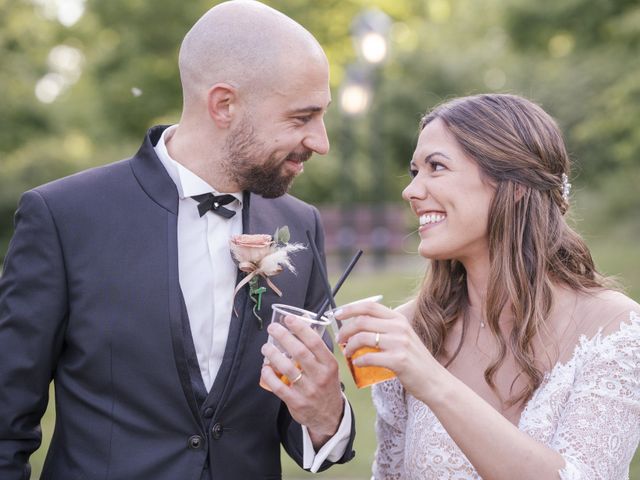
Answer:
[{"xmin": 260, "ymin": 314, "xmax": 344, "ymax": 450}]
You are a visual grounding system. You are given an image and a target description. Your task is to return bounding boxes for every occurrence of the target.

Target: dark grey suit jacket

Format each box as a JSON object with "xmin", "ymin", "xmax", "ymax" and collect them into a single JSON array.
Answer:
[{"xmin": 0, "ymin": 126, "xmax": 355, "ymax": 479}]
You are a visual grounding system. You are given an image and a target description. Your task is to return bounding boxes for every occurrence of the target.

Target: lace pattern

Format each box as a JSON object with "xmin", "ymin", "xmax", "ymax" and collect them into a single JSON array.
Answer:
[{"xmin": 372, "ymin": 311, "xmax": 640, "ymax": 479}]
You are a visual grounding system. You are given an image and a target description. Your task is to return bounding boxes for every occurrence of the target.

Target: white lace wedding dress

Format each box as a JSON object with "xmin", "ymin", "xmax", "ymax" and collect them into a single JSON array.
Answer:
[{"xmin": 372, "ymin": 310, "xmax": 640, "ymax": 479}]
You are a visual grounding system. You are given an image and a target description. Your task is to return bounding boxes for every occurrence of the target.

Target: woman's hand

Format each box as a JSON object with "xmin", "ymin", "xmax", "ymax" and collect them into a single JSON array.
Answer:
[{"xmin": 335, "ymin": 301, "xmax": 441, "ymax": 399}]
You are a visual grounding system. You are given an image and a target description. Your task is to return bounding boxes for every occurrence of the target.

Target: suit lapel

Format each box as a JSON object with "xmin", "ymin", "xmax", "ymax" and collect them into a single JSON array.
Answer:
[
  {"xmin": 166, "ymin": 211, "xmax": 205, "ymax": 425},
  {"xmin": 131, "ymin": 126, "xmax": 205, "ymax": 425}
]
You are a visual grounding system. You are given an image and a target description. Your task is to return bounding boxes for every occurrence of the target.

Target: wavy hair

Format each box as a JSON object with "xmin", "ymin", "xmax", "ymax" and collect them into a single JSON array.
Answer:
[{"xmin": 413, "ymin": 94, "xmax": 606, "ymax": 406}]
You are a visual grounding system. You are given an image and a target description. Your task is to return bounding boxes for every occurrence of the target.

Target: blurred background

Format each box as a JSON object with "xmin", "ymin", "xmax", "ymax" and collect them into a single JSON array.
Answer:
[{"xmin": 1, "ymin": 0, "xmax": 638, "ymax": 478}]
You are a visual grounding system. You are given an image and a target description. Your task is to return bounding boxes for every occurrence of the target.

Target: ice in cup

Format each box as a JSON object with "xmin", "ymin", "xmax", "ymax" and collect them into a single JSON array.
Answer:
[
  {"xmin": 260, "ymin": 303, "xmax": 330, "ymax": 391},
  {"xmin": 328, "ymin": 295, "xmax": 397, "ymax": 389}
]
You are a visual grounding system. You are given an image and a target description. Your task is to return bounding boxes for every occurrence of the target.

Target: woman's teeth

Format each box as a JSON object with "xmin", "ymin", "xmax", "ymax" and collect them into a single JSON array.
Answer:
[{"xmin": 419, "ymin": 213, "xmax": 446, "ymax": 226}]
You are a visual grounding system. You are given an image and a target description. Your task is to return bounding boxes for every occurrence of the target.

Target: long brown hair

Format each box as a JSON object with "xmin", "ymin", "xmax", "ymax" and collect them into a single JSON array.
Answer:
[{"xmin": 413, "ymin": 94, "xmax": 605, "ymax": 406}]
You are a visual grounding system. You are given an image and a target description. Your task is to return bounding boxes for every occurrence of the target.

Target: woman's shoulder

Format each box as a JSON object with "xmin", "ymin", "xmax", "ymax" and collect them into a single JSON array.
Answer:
[
  {"xmin": 571, "ymin": 288, "xmax": 640, "ymax": 340},
  {"xmin": 579, "ymin": 288, "xmax": 639, "ymax": 321},
  {"xmin": 394, "ymin": 298, "xmax": 417, "ymax": 320}
]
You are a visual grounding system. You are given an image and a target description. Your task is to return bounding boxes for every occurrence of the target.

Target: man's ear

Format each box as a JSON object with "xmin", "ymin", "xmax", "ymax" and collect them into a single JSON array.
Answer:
[{"xmin": 207, "ymin": 83, "xmax": 237, "ymax": 128}]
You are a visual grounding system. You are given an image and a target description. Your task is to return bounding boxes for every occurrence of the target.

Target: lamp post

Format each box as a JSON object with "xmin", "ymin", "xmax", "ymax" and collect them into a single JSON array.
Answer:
[
  {"xmin": 351, "ymin": 9, "xmax": 391, "ymax": 268},
  {"xmin": 351, "ymin": 9, "xmax": 392, "ymax": 66},
  {"xmin": 336, "ymin": 65, "xmax": 371, "ymax": 268}
]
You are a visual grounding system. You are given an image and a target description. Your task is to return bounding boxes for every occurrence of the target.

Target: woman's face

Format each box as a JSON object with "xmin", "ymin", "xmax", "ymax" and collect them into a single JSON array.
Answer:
[{"xmin": 402, "ymin": 118, "xmax": 495, "ymax": 264}]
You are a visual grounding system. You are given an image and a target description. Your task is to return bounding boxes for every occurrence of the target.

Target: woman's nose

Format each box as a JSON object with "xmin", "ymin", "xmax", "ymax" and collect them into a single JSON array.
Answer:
[{"xmin": 402, "ymin": 175, "xmax": 426, "ymax": 203}]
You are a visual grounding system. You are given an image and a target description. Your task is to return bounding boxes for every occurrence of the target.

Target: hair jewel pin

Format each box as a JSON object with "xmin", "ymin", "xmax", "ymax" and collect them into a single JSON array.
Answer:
[{"xmin": 561, "ymin": 173, "xmax": 571, "ymax": 202}]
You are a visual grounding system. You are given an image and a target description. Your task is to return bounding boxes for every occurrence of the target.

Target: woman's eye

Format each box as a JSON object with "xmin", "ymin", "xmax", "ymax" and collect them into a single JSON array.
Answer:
[
  {"xmin": 428, "ymin": 160, "xmax": 445, "ymax": 172},
  {"xmin": 409, "ymin": 168, "xmax": 418, "ymax": 179}
]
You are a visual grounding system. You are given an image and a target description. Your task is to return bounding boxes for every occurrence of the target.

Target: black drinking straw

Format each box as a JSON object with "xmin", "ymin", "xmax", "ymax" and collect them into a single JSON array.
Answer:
[
  {"xmin": 305, "ymin": 230, "xmax": 337, "ymax": 314},
  {"xmin": 319, "ymin": 249, "xmax": 363, "ymax": 318},
  {"xmin": 305, "ymin": 230, "xmax": 363, "ymax": 317}
]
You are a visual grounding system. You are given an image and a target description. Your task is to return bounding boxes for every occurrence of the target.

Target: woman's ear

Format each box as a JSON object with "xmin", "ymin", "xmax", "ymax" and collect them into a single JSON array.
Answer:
[
  {"xmin": 206, "ymin": 83, "xmax": 237, "ymax": 129},
  {"xmin": 514, "ymin": 183, "xmax": 527, "ymax": 203}
]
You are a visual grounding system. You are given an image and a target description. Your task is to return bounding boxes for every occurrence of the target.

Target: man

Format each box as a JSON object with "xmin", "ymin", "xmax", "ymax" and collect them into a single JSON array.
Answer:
[{"xmin": 0, "ymin": 1, "xmax": 355, "ymax": 478}]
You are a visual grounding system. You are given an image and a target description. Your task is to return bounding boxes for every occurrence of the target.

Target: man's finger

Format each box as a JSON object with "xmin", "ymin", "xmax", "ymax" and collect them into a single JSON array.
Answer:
[{"xmin": 283, "ymin": 314, "xmax": 335, "ymax": 364}]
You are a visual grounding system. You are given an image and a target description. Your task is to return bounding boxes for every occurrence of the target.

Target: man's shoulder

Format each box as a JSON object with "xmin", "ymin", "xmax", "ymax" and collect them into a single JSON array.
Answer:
[
  {"xmin": 32, "ymin": 158, "xmax": 133, "ymax": 200},
  {"xmin": 254, "ymin": 192, "xmax": 319, "ymax": 217}
]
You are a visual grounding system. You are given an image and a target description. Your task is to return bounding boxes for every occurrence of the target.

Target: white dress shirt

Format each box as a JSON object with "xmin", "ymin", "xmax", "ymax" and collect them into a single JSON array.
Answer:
[{"xmin": 154, "ymin": 125, "xmax": 351, "ymax": 472}]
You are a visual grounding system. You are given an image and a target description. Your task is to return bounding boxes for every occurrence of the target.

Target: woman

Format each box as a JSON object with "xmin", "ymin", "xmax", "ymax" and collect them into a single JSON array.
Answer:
[{"xmin": 336, "ymin": 94, "xmax": 639, "ymax": 479}]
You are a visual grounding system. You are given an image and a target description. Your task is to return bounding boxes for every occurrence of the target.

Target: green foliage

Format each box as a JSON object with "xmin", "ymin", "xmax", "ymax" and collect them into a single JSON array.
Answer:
[
  {"xmin": 504, "ymin": 0, "xmax": 640, "ymax": 184},
  {"xmin": 274, "ymin": 225, "xmax": 291, "ymax": 245},
  {"xmin": 2, "ymin": 0, "xmax": 639, "ymax": 258}
]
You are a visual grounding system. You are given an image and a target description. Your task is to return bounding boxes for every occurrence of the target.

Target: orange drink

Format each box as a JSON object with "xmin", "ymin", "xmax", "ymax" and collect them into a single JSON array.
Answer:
[
  {"xmin": 329, "ymin": 295, "xmax": 397, "ymax": 388},
  {"xmin": 340, "ymin": 345, "xmax": 396, "ymax": 388},
  {"xmin": 260, "ymin": 361, "xmax": 302, "ymax": 391}
]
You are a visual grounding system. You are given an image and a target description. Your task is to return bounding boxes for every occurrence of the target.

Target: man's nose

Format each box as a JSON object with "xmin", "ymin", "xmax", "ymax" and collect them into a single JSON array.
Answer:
[{"xmin": 304, "ymin": 119, "xmax": 330, "ymax": 155}]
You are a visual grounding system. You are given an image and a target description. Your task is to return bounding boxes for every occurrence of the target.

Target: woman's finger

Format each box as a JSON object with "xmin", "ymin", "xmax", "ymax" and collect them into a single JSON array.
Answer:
[
  {"xmin": 334, "ymin": 301, "xmax": 397, "ymax": 321},
  {"xmin": 337, "ymin": 313, "xmax": 407, "ymax": 344}
]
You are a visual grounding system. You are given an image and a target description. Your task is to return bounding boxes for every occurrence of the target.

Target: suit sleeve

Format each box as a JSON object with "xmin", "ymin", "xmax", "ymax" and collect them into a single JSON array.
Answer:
[
  {"xmin": 0, "ymin": 190, "xmax": 68, "ymax": 479},
  {"xmin": 278, "ymin": 205, "xmax": 356, "ymax": 471}
]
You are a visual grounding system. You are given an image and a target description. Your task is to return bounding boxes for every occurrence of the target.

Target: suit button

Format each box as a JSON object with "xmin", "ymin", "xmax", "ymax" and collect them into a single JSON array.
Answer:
[
  {"xmin": 188, "ymin": 435, "xmax": 203, "ymax": 449},
  {"xmin": 203, "ymin": 407, "xmax": 214, "ymax": 418},
  {"xmin": 211, "ymin": 423, "xmax": 223, "ymax": 440}
]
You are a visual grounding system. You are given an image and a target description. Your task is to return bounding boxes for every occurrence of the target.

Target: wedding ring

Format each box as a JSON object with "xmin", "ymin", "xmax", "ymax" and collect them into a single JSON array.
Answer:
[
  {"xmin": 290, "ymin": 371, "xmax": 303, "ymax": 385},
  {"xmin": 374, "ymin": 332, "xmax": 381, "ymax": 349}
]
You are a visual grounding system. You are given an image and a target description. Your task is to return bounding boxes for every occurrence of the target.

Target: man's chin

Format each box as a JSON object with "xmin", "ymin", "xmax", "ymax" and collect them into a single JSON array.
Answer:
[{"xmin": 251, "ymin": 178, "xmax": 294, "ymax": 198}]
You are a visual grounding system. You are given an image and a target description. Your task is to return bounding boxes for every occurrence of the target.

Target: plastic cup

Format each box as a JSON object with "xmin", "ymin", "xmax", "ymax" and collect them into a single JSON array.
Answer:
[
  {"xmin": 260, "ymin": 303, "xmax": 330, "ymax": 390},
  {"xmin": 328, "ymin": 295, "xmax": 397, "ymax": 389}
]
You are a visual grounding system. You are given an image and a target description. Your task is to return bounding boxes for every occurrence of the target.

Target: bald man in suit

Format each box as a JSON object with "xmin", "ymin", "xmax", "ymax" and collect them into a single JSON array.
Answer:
[{"xmin": 0, "ymin": 2, "xmax": 355, "ymax": 478}]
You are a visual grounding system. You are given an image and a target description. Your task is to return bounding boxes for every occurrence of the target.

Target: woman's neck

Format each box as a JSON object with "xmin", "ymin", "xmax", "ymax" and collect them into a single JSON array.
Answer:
[{"xmin": 462, "ymin": 254, "xmax": 490, "ymax": 310}]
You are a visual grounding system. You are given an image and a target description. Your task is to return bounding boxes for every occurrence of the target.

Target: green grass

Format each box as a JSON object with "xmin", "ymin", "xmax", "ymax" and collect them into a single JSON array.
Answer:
[{"xmin": 30, "ymin": 241, "xmax": 639, "ymax": 479}]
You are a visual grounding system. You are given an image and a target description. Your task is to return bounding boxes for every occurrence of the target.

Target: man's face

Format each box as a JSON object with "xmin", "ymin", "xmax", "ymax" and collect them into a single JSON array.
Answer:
[{"xmin": 222, "ymin": 56, "xmax": 331, "ymax": 198}]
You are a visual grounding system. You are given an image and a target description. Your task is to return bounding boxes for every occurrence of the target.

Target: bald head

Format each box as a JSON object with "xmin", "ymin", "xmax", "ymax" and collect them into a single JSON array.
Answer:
[{"xmin": 178, "ymin": 0, "xmax": 326, "ymax": 109}]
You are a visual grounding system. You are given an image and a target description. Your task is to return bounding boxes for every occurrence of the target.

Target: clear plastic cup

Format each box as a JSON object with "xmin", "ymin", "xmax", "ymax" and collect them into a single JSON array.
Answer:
[
  {"xmin": 327, "ymin": 295, "xmax": 397, "ymax": 388},
  {"xmin": 260, "ymin": 303, "xmax": 330, "ymax": 390}
]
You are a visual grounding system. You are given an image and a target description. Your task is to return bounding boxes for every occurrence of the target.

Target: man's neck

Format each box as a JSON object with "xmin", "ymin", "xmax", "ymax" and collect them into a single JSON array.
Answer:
[{"xmin": 166, "ymin": 126, "xmax": 237, "ymax": 193}]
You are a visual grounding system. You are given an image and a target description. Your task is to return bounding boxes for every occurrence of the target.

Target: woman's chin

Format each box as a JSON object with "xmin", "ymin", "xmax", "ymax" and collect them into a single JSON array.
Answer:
[{"xmin": 418, "ymin": 241, "xmax": 453, "ymax": 262}]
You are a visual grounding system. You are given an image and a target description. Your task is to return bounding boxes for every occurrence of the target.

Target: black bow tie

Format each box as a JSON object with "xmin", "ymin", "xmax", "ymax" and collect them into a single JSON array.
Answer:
[{"xmin": 191, "ymin": 193, "xmax": 237, "ymax": 219}]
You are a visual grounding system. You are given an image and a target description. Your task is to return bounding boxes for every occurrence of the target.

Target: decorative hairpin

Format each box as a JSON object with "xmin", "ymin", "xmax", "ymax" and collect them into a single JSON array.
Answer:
[{"xmin": 561, "ymin": 173, "xmax": 571, "ymax": 202}]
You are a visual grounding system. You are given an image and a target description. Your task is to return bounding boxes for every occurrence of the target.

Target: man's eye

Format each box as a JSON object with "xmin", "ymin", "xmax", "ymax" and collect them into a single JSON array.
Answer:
[{"xmin": 296, "ymin": 116, "xmax": 312, "ymax": 124}]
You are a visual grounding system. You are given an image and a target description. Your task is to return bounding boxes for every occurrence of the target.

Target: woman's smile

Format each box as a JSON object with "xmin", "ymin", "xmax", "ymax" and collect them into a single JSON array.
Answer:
[{"xmin": 418, "ymin": 212, "xmax": 447, "ymax": 232}]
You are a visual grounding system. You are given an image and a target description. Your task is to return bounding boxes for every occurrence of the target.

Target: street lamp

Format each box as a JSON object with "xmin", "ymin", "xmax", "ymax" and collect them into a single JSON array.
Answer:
[
  {"xmin": 352, "ymin": 9, "xmax": 392, "ymax": 66},
  {"xmin": 336, "ymin": 65, "xmax": 372, "ymax": 267},
  {"xmin": 351, "ymin": 8, "xmax": 391, "ymax": 267},
  {"xmin": 339, "ymin": 65, "xmax": 372, "ymax": 116},
  {"xmin": 335, "ymin": 9, "xmax": 391, "ymax": 269}
]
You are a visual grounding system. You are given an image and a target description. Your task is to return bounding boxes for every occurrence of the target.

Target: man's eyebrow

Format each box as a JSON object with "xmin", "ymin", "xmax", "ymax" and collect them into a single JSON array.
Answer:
[
  {"xmin": 289, "ymin": 106, "xmax": 323, "ymax": 114},
  {"xmin": 288, "ymin": 101, "xmax": 332, "ymax": 115}
]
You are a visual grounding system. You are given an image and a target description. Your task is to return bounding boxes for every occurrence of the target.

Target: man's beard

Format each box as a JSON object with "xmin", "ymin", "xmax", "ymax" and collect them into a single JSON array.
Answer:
[{"xmin": 223, "ymin": 117, "xmax": 312, "ymax": 198}]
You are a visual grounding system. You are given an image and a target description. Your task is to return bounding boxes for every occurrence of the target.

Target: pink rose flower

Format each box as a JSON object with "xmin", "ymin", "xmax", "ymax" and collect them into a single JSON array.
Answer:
[{"xmin": 230, "ymin": 234, "xmax": 274, "ymax": 266}]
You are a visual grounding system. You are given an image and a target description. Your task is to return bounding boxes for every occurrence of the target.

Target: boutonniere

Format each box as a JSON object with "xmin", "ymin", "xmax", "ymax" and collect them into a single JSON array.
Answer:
[{"xmin": 230, "ymin": 226, "xmax": 305, "ymax": 329}]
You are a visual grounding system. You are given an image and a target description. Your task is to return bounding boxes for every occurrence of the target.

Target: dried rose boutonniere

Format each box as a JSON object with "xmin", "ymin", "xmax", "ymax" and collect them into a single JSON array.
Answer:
[{"xmin": 230, "ymin": 226, "xmax": 305, "ymax": 329}]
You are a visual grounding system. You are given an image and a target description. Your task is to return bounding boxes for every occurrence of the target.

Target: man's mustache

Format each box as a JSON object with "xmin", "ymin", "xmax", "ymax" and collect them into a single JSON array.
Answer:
[{"xmin": 284, "ymin": 150, "xmax": 313, "ymax": 163}]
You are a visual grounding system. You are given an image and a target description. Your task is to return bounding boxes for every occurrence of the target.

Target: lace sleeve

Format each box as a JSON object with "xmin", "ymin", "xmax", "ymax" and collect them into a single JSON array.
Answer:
[
  {"xmin": 371, "ymin": 378, "xmax": 407, "ymax": 479},
  {"xmin": 553, "ymin": 311, "xmax": 640, "ymax": 479}
]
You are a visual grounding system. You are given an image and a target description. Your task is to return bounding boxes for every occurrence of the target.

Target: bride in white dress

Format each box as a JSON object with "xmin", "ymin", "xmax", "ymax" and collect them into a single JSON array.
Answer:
[{"xmin": 336, "ymin": 94, "xmax": 639, "ymax": 479}]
